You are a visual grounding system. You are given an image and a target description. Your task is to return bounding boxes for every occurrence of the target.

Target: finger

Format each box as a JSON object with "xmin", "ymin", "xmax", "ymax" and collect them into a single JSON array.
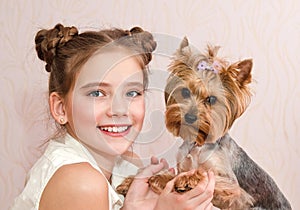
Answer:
[
  {"xmin": 206, "ymin": 170, "xmax": 215, "ymax": 192},
  {"xmin": 161, "ymin": 176, "xmax": 177, "ymax": 193},
  {"xmin": 159, "ymin": 158, "xmax": 169, "ymax": 169},
  {"xmin": 203, "ymin": 202, "xmax": 213, "ymax": 210},
  {"xmin": 168, "ymin": 167, "xmax": 176, "ymax": 175},
  {"xmin": 136, "ymin": 162, "xmax": 166, "ymax": 178},
  {"xmin": 151, "ymin": 157, "xmax": 169, "ymax": 170},
  {"xmin": 151, "ymin": 156, "xmax": 159, "ymax": 165},
  {"xmin": 191, "ymin": 171, "xmax": 215, "ymax": 206},
  {"xmin": 184, "ymin": 171, "xmax": 209, "ymax": 198},
  {"xmin": 191, "ymin": 190, "xmax": 213, "ymax": 210},
  {"xmin": 195, "ymin": 202, "xmax": 212, "ymax": 210}
]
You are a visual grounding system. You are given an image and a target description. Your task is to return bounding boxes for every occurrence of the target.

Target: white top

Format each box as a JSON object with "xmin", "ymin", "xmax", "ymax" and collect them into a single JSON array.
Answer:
[{"xmin": 10, "ymin": 134, "xmax": 123, "ymax": 210}]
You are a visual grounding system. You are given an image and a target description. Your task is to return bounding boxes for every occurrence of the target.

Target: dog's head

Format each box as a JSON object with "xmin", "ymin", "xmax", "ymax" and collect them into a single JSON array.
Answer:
[{"xmin": 164, "ymin": 37, "xmax": 252, "ymax": 145}]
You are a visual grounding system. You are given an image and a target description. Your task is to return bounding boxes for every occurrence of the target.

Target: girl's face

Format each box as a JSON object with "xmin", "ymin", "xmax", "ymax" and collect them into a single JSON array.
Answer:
[{"xmin": 65, "ymin": 50, "xmax": 145, "ymax": 156}]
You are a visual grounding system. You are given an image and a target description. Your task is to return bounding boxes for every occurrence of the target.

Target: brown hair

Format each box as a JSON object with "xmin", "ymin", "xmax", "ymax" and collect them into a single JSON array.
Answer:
[{"xmin": 35, "ymin": 23, "xmax": 157, "ymax": 97}]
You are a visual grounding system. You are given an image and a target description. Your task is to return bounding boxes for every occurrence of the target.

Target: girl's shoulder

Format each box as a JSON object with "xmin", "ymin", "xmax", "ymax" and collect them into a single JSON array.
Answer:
[
  {"xmin": 39, "ymin": 162, "xmax": 109, "ymax": 209},
  {"xmin": 51, "ymin": 162, "xmax": 108, "ymax": 188}
]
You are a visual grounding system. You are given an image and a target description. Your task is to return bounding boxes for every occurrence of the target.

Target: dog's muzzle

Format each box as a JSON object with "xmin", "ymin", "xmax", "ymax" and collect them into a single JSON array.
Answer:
[{"xmin": 184, "ymin": 113, "xmax": 197, "ymax": 124}]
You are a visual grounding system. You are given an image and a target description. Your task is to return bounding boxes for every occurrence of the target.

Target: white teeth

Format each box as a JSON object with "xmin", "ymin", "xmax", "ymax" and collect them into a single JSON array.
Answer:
[{"xmin": 100, "ymin": 126, "xmax": 129, "ymax": 133}]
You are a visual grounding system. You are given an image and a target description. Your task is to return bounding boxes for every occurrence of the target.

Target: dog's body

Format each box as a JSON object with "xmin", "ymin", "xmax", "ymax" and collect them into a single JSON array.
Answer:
[
  {"xmin": 174, "ymin": 134, "xmax": 291, "ymax": 209},
  {"xmin": 117, "ymin": 38, "xmax": 291, "ymax": 209}
]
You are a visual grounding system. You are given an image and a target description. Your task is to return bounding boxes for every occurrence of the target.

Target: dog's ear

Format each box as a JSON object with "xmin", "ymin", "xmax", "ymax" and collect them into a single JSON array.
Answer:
[
  {"xmin": 207, "ymin": 45, "xmax": 221, "ymax": 60},
  {"xmin": 228, "ymin": 59, "xmax": 252, "ymax": 86},
  {"xmin": 179, "ymin": 37, "xmax": 190, "ymax": 53},
  {"xmin": 175, "ymin": 37, "xmax": 192, "ymax": 60},
  {"xmin": 236, "ymin": 59, "xmax": 252, "ymax": 85}
]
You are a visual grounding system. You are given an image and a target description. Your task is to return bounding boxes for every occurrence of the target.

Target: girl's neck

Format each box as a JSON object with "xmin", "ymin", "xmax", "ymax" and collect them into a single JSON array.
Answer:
[
  {"xmin": 65, "ymin": 132, "xmax": 117, "ymax": 182},
  {"xmin": 86, "ymin": 147, "xmax": 116, "ymax": 182}
]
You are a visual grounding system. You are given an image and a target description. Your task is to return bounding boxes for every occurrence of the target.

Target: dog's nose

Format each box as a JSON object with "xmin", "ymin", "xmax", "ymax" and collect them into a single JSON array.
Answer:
[{"xmin": 184, "ymin": 113, "xmax": 197, "ymax": 124}]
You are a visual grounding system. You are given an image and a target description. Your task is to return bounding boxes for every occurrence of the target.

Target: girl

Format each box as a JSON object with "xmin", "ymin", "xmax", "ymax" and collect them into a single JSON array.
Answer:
[{"xmin": 10, "ymin": 23, "xmax": 215, "ymax": 210}]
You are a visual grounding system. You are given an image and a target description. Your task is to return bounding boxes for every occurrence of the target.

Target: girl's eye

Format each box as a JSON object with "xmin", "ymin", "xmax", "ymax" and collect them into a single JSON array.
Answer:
[
  {"xmin": 126, "ymin": 90, "xmax": 141, "ymax": 98},
  {"xmin": 88, "ymin": 90, "xmax": 104, "ymax": 97}
]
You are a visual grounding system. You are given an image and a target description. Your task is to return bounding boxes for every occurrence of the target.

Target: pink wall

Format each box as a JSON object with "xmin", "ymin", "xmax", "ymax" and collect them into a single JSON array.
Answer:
[{"xmin": 1, "ymin": 1, "xmax": 299, "ymax": 209}]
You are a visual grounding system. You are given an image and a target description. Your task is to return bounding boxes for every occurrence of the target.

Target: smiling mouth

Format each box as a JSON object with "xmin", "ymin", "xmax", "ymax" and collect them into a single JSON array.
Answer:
[{"xmin": 99, "ymin": 125, "xmax": 131, "ymax": 133}]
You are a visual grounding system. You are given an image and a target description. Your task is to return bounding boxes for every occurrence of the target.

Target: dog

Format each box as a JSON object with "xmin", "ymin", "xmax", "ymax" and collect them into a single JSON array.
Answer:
[{"xmin": 116, "ymin": 37, "xmax": 291, "ymax": 210}]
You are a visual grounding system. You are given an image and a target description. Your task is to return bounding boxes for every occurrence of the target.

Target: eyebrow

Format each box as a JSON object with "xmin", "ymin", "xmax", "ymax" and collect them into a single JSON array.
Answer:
[
  {"xmin": 80, "ymin": 82, "xmax": 109, "ymax": 89},
  {"xmin": 80, "ymin": 81, "xmax": 144, "ymax": 89},
  {"xmin": 126, "ymin": 82, "xmax": 144, "ymax": 88}
]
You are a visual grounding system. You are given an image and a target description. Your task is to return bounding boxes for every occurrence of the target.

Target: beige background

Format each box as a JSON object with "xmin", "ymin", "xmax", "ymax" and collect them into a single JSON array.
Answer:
[{"xmin": 1, "ymin": 0, "xmax": 299, "ymax": 209}]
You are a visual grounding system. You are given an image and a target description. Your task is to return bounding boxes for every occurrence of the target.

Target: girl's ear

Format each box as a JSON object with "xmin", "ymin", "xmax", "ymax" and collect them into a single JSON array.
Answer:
[{"xmin": 49, "ymin": 92, "xmax": 68, "ymax": 125}]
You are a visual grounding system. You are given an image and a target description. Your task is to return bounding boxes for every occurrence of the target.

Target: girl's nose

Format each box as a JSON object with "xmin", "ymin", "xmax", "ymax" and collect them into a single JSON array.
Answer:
[{"xmin": 107, "ymin": 95, "xmax": 129, "ymax": 117}]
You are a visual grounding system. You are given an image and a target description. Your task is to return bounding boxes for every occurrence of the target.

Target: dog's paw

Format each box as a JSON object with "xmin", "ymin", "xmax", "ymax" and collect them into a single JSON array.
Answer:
[
  {"xmin": 148, "ymin": 173, "xmax": 174, "ymax": 194},
  {"xmin": 174, "ymin": 170, "xmax": 205, "ymax": 193},
  {"xmin": 116, "ymin": 176, "xmax": 134, "ymax": 196}
]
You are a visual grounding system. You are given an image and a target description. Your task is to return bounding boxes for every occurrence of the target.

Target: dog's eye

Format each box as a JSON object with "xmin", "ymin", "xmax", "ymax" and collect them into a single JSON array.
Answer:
[
  {"xmin": 206, "ymin": 96, "xmax": 217, "ymax": 105},
  {"xmin": 181, "ymin": 88, "xmax": 191, "ymax": 98}
]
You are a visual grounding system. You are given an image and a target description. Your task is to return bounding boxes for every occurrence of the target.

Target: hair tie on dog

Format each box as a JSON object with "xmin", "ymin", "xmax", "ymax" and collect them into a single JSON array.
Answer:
[{"xmin": 197, "ymin": 60, "xmax": 219, "ymax": 73}]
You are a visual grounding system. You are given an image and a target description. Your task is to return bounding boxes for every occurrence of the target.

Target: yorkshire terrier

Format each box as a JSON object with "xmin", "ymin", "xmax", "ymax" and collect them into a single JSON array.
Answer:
[{"xmin": 116, "ymin": 37, "xmax": 291, "ymax": 210}]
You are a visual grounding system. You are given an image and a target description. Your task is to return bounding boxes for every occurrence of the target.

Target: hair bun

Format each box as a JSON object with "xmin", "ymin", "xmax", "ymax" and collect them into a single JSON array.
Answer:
[
  {"xmin": 35, "ymin": 23, "xmax": 78, "ymax": 72},
  {"xmin": 129, "ymin": 26, "xmax": 157, "ymax": 64},
  {"xmin": 129, "ymin": 27, "xmax": 144, "ymax": 34}
]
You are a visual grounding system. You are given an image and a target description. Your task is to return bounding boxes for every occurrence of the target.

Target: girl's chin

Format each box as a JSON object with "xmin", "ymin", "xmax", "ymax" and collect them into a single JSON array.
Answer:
[{"xmin": 109, "ymin": 144, "xmax": 132, "ymax": 156}]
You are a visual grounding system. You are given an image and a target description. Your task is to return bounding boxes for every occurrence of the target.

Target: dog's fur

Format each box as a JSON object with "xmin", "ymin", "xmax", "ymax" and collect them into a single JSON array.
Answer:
[{"xmin": 116, "ymin": 38, "xmax": 291, "ymax": 210}]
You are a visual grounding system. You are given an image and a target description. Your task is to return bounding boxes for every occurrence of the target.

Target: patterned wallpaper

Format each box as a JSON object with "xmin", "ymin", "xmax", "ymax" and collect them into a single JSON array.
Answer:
[{"xmin": 1, "ymin": 0, "xmax": 299, "ymax": 209}]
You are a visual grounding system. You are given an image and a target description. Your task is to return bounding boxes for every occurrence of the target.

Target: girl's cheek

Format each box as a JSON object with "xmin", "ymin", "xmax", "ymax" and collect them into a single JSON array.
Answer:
[
  {"xmin": 130, "ymin": 100, "xmax": 145, "ymax": 119},
  {"xmin": 72, "ymin": 98, "xmax": 97, "ymax": 123}
]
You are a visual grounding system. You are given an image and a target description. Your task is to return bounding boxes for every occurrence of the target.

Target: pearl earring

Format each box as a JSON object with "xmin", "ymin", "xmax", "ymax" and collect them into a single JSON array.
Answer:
[{"xmin": 59, "ymin": 118, "xmax": 65, "ymax": 124}]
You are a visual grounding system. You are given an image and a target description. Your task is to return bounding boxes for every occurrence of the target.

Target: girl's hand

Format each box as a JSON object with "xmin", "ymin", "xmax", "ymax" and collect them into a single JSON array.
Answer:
[
  {"xmin": 121, "ymin": 156, "xmax": 171, "ymax": 210},
  {"xmin": 154, "ymin": 170, "xmax": 215, "ymax": 210}
]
